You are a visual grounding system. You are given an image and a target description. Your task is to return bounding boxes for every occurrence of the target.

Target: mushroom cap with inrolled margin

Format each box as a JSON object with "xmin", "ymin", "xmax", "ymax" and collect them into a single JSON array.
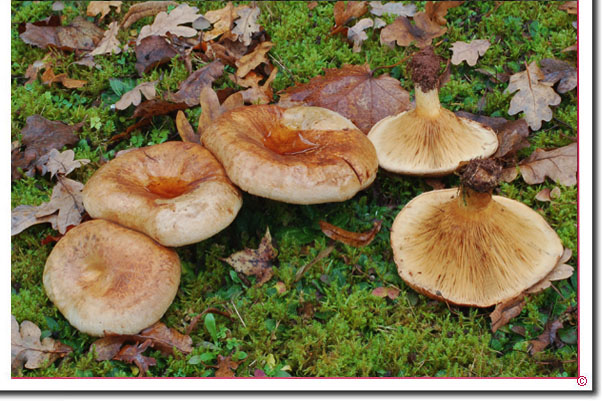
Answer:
[
  {"xmin": 202, "ymin": 105, "xmax": 379, "ymax": 204},
  {"xmin": 43, "ymin": 220, "xmax": 181, "ymax": 336},
  {"xmin": 82, "ymin": 141, "xmax": 242, "ymax": 247}
]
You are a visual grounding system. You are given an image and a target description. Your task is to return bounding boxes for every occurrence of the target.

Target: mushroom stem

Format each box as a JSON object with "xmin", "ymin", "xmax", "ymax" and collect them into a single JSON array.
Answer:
[
  {"xmin": 458, "ymin": 187, "xmax": 493, "ymax": 211},
  {"xmin": 414, "ymin": 87, "xmax": 441, "ymax": 118}
]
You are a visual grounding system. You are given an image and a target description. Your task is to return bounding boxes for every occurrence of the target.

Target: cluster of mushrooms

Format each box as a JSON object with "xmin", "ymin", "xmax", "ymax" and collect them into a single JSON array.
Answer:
[{"xmin": 43, "ymin": 46, "xmax": 564, "ymax": 337}]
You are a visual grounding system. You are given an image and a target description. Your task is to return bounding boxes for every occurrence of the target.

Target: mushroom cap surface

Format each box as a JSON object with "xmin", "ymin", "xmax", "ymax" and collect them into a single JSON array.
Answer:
[
  {"xmin": 82, "ymin": 141, "xmax": 242, "ymax": 247},
  {"xmin": 390, "ymin": 189, "xmax": 564, "ymax": 307},
  {"xmin": 368, "ymin": 107, "xmax": 498, "ymax": 176},
  {"xmin": 43, "ymin": 219, "xmax": 181, "ymax": 336},
  {"xmin": 202, "ymin": 105, "xmax": 378, "ymax": 204}
]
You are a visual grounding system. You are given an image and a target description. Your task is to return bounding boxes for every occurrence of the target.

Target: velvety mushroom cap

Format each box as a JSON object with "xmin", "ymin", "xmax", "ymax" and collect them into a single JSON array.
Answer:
[
  {"xmin": 202, "ymin": 105, "xmax": 379, "ymax": 204},
  {"xmin": 43, "ymin": 220, "xmax": 181, "ymax": 336},
  {"xmin": 82, "ymin": 141, "xmax": 242, "ymax": 247},
  {"xmin": 390, "ymin": 189, "xmax": 563, "ymax": 307}
]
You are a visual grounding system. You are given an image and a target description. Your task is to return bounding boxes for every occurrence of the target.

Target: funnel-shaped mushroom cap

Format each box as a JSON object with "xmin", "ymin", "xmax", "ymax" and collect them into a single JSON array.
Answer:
[
  {"xmin": 391, "ymin": 189, "xmax": 563, "ymax": 307},
  {"xmin": 83, "ymin": 142, "xmax": 242, "ymax": 247},
  {"xmin": 202, "ymin": 105, "xmax": 378, "ymax": 204},
  {"xmin": 43, "ymin": 220, "xmax": 181, "ymax": 336}
]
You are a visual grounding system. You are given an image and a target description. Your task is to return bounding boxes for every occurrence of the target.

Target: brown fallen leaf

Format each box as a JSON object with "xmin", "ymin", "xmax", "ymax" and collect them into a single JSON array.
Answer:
[
  {"xmin": 239, "ymin": 67, "xmax": 278, "ymax": 105},
  {"xmin": 562, "ymin": 43, "xmax": 577, "ymax": 53},
  {"xmin": 450, "ymin": 39, "xmax": 490, "ymax": 66},
  {"xmin": 12, "ymin": 115, "xmax": 82, "ymax": 181},
  {"xmin": 168, "ymin": 61, "xmax": 225, "ymax": 106},
  {"xmin": 308, "ymin": 1, "xmax": 319, "ymax": 10},
  {"xmin": 20, "ymin": 16, "xmax": 104, "ymax": 52},
  {"xmin": 529, "ymin": 319, "xmax": 564, "ymax": 355},
  {"xmin": 278, "ymin": 64, "xmax": 410, "ymax": 134},
  {"xmin": 176, "ymin": 110, "xmax": 200, "ymax": 143},
  {"xmin": 113, "ymin": 340, "xmax": 156, "ymax": 377},
  {"xmin": 87, "ymin": 1, "xmax": 122, "ymax": 21},
  {"xmin": 235, "ymin": 41, "xmax": 274, "ymax": 78},
  {"xmin": 425, "ymin": 178, "xmax": 445, "ymax": 190},
  {"xmin": 24, "ymin": 58, "xmax": 49, "ymax": 85},
  {"xmin": 526, "ymin": 248, "xmax": 574, "ymax": 294},
  {"xmin": 372, "ymin": 286, "xmax": 400, "ymax": 300},
  {"xmin": 204, "ymin": 2, "xmax": 244, "ymax": 41},
  {"xmin": 369, "ymin": 1, "xmax": 416, "ymax": 17},
  {"xmin": 504, "ymin": 61, "xmax": 561, "ymax": 131},
  {"xmin": 41, "ymin": 68, "xmax": 87, "ymax": 89},
  {"xmin": 232, "ymin": 6, "xmax": 261, "ymax": 46},
  {"xmin": 215, "ymin": 355, "xmax": 239, "ymax": 377},
  {"xmin": 197, "ymin": 87, "xmax": 244, "ymax": 135},
  {"xmin": 517, "ymin": 143, "xmax": 577, "ymax": 186},
  {"xmin": 36, "ymin": 149, "xmax": 90, "ymax": 178},
  {"xmin": 558, "ymin": 1, "xmax": 577, "ymax": 15},
  {"xmin": 137, "ymin": 3, "xmax": 201, "ymax": 45},
  {"xmin": 319, "ymin": 220, "xmax": 382, "ymax": 247},
  {"xmin": 348, "ymin": 18, "xmax": 373, "ymax": 52},
  {"xmin": 90, "ymin": 21, "xmax": 121, "ymax": 56},
  {"xmin": 204, "ymin": 38, "xmax": 248, "ymax": 66},
  {"xmin": 222, "ymin": 228, "xmax": 277, "ymax": 286},
  {"xmin": 380, "ymin": 14, "xmax": 446, "ymax": 49},
  {"xmin": 294, "ymin": 244, "xmax": 335, "ymax": 282},
  {"xmin": 134, "ymin": 35, "xmax": 178, "ymax": 75},
  {"xmin": 121, "ymin": 1, "xmax": 178, "ymax": 29},
  {"xmin": 424, "ymin": 1, "xmax": 463, "ymax": 25},
  {"xmin": 490, "ymin": 295, "xmax": 526, "ymax": 333},
  {"xmin": 539, "ymin": 58, "xmax": 577, "ymax": 94},
  {"xmin": 115, "ymin": 81, "xmax": 158, "ymax": 110},
  {"xmin": 11, "ymin": 315, "xmax": 72, "ymax": 374},
  {"xmin": 332, "ymin": 1, "xmax": 369, "ymax": 34}
]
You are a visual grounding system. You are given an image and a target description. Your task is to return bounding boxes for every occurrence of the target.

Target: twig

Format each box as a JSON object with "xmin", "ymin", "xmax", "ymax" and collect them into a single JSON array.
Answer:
[
  {"xmin": 268, "ymin": 52, "xmax": 297, "ymax": 84},
  {"xmin": 230, "ymin": 299, "xmax": 247, "ymax": 328},
  {"xmin": 186, "ymin": 307, "xmax": 234, "ymax": 335},
  {"xmin": 371, "ymin": 55, "xmax": 411, "ymax": 76}
]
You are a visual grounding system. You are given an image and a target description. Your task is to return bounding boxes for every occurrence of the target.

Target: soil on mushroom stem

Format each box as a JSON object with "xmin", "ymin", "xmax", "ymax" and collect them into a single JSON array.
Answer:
[{"xmin": 409, "ymin": 47, "xmax": 442, "ymax": 92}]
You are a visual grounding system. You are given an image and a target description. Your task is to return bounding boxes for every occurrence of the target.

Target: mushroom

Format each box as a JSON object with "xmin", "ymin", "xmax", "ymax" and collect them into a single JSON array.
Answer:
[
  {"xmin": 202, "ymin": 105, "xmax": 379, "ymax": 204},
  {"xmin": 82, "ymin": 141, "xmax": 242, "ymax": 247},
  {"xmin": 43, "ymin": 219, "xmax": 181, "ymax": 336},
  {"xmin": 390, "ymin": 159, "xmax": 563, "ymax": 307},
  {"xmin": 368, "ymin": 47, "xmax": 498, "ymax": 176}
]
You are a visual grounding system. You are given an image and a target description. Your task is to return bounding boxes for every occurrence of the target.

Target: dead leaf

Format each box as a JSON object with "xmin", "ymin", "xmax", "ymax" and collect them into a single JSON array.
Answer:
[
  {"xmin": 204, "ymin": 38, "xmax": 248, "ymax": 66},
  {"xmin": 137, "ymin": 3, "xmax": 201, "ymax": 45},
  {"xmin": 540, "ymin": 58, "xmax": 577, "ymax": 94},
  {"xmin": 235, "ymin": 41, "xmax": 274, "ymax": 78},
  {"xmin": 11, "ymin": 315, "xmax": 72, "ymax": 374},
  {"xmin": 12, "ymin": 115, "xmax": 82, "ymax": 181},
  {"xmin": 319, "ymin": 220, "xmax": 382, "ymax": 247},
  {"xmin": 348, "ymin": 18, "xmax": 373, "ymax": 52},
  {"xmin": 529, "ymin": 319, "xmax": 564, "ymax": 355},
  {"xmin": 333, "ymin": 1, "xmax": 368, "ymax": 33},
  {"xmin": 239, "ymin": 67, "xmax": 278, "ymax": 105},
  {"xmin": 113, "ymin": 340, "xmax": 156, "ymax": 377},
  {"xmin": 450, "ymin": 39, "xmax": 490, "ymax": 66},
  {"xmin": 517, "ymin": 143, "xmax": 577, "ymax": 186},
  {"xmin": 535, "ymin": 188, "xmax": 553, "ymax": 202},
  {"xmin": 168, "ymin": 61, "xmax": 225, "ymax": 106},
  {"xmin": 176, "ymin": 111, "xmax": 200, "ymax": 143},
  {"xmin": 380, "ymin": 15, "xmax": 446, "ymax": 49},
  {"xmin": 197, "ymin": 87, "xmax": 244, "ymax": 135},
  {"xmin": 134, "ymin": 35, "xmax": 178, "ymax": 75},
  {"xmin": 526, "ymin": 248, "xmax": 574, "ymax": 294},
  {"xmin": 74, "ymin": 55, "xmax": 99, "ymax": 69},
  {"xmin": 215, "ymin": 355, "xmax": 239, "ymax": 377},
  {"xmin": 562, "ymin": 43, "xmax": 577, "ymax": 53},
  {"xmin": 490, "ymin": 295, "xmax": 526, "ymax": 333},
  {"xmin": 115, "ymin": 81, "xmax": 158, "ymax": 110},
  {"xmin": 41, "ymin": 67, "xmax": 87, "ymax": 89},
  {"xmin": 372, "ymin": 286, "xmax": 400, "ymax": 300},
  {"xmin": 558, "ymin": 1, "xmax": 577, "ymax": 14},
  {"xmin": 90, "ymin": 21, "xmax": 121, "ymax": 56},
  {"xmin": 232, "ymin": 6, "xmax": 261, "ymax": 46},
  {"xmin": 204, "ymin": 2, "xmax": 243, "ymax": 41},
  {"xmin": 278, "ymin": 64, "xmax": 410, "ymax": 134},
  {"xmin": 37, "ymin": 149, "xmax": 90, "ymax": 178},
  {"xmin": 294, "ymin": 244, "xmax": 335, "ymax": 283},
  {"xmin": 222, "ymin": 228, "xmax": 277, "ymax": 286},
  {"xmin": 52, "ymin": 1, "xmax": 64, "ymax": 11},
  {"xmin": 24, "ymin": 58, "xmax": 49, "ymax": 85},
  {"xmin": 308, "ymin": 1, "xmax": 319, "ymax": 10},
  {"xmin": 131, "ymin": 100, "xmax": 189, "ymax": 121},
  {"xmin": 424, "ymin": 1, "xmax": 463, "ymax": 25},
  {"xmin": 87, "ymin": 1, "xmax": 122, "ymax": 21},
  {"xmin": 425, "ymin": 178, "xmax": 445, "ymax": 189},
  {"xmin": 20, "ymin": 16, "xmax": 104, "ymax": 51},
  {"xmin": 369, "ymin": 1, "xmax": 416, "ymax": 17},
  {"xmin": 504, "ymin": 61, "xmax": 561, "ymax": 130},
  {"xmin": 121, "ymin": 1, "xmax": 178, "ymax": 29}
]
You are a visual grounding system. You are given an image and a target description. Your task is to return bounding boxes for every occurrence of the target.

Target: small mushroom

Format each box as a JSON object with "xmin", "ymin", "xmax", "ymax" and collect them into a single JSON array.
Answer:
[
  {"xmin": 82, "ymin": 142, "xmax": 242, "ymax": 247},
  {"xmin": 368, "ymin": 47, "xmax": 498, "ymax": 176},
  {"xmin": 390, "ymin": 159, "xmax": 563, "ymax": 307},
  {"xmin": 202, "ymin": 105, "xmax": 379, "ymax": 204},
  {"xmin": 43, "ymin": 220, "xmax": 181, "ymax": 336}
]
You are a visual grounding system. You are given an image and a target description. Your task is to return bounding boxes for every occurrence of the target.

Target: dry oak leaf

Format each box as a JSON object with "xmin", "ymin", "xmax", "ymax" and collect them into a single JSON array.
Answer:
[
  {"xmin": 558, "ymin": 1, "xmax": 577, "ymax": 15},
  {"xmin": 526, "ymin": 248, "xmax": 574, "ymax": 294},
  {"xmin": 424, "ymin": 1, "xmax": 463, "ymax": 25},
  {"xmin": 115, "ymin": 80, "xmax": 158, "ymax": 110},
  {"xmin": 197, "ymin": 87, "xmax": 244, "ymax": 135},
  {"xmin": 319, "ymin": 220, "xmax": 382, "ymax": 247},
  {"xmin": 11, "ymin": 315, "xmax": 72, "ymax": 374},
  {"xmin": 333, "ymin": 1, "xmax": 369, "ymax": 32},
  {"xmin": 348, "ymin": 18, "xmax": 374, "ymax": 53},
  {"xmin": 235, "ymin": 41, "xmax": 274, "ymax": 78},
  {"xmin": 38, "ymin": 149, "xmax": 90, "ymax": 178},
  {"xmin": 372, "ymin": 286, "xmax": 400, "ymax": 300},
  {"xmin": 90, "ymin": 21, "xmax": 121, "ymax": 56},
  {"xmin": 41, "ymin": 67, "xmax": 87, "ymax": 89},
  {"xmin": 503, "ymin": 61, "xmax": 561, "ymax": 131},
  {"xmin": 36, "ymin": 177, "xmax": 85, "ymax": 234},
  {"xmin": 380, "ymin": 15, "xmax": 446, "ymax": 49},
  {"xmin": 278, "ymin": 64, "xmax": 410, "ymax": 134},
  {"xmin": 20, "ymin": 16, "xmax": 104, "ymax": 51},
  {"xmin": 490, "ymin": 295, "xmax": 526, "ymax": 333},
  {"xmin": 137, "ymin": 3, "xmax": 201, "ymax": 45},
  {"xmin": 24, "ymin": 58, "xmax": 49, "ymax": 85},
  {"xmin": 450, "ymin": 39, "xmax": 490, "ymax": 66},
  {"xmin": 239, "ymin": 67, "xmax": 279, "ymax": 105},
  {"xmin": 215, "ymin": 355, "xmax": 240, "ymax": 377},
  {"xmin": 204, "ymin": 2, "xmax": 245, "ymax": 41},
  {"xmin": 176, "ymin": 110, "xmax": 199, "ymax": 143},
  {"xmin": 517, "ymin": 142, "xmax": 577, "ymax": 186},
  {"xmin": 87, "ymin": 1, "xmax": 122, "ymax": 21},
  {"xmin": 231, "ymin": 6, "xmax": 261, "ymax": 46},
  {"xmin": 369, "ymin": 1, "xmax": 416, "ymax": 17},
  {"xmin": 534, "ymin": 187, "xmax": 561, "ymax": 202},
  {"xmin": 135, "ymin": 35, "xmax": 178, "ymax": 75},
  {"xmin": 539, "ymin": 58, "xmax": 577, "ymax": 94},
  {"xmin": 113, "ymin": 340, "xmax": 156, "ymax": 377},
  {"xmin": 222, "ymin": 228, "xmax": 277, "ymax": 286},
  {"xmin": 121, "ymin": 1, "xmax": 178, "ymax": 29},
  {"xmin": 528, "ymin": 319, "xmax": 564, "ymax": 356},
  {"xmin": 168, "ymin": 60, "xmax": 225, "ymax": 106}
]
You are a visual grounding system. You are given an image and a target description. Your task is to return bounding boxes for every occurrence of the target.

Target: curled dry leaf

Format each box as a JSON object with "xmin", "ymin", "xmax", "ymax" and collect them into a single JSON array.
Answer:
[
  {"xmin": 176, "ymin": 110, "xmax": 199, "ymax": 143},
  {"xmin": 24, "ymin": 58, "xmax": 49, "ymax": 85},
  {"xmin": 168, "ymin": 61, "xmax": 225, "ymax": 106},
  {"xmin": 135, "ymin": 35, "xmax": 178, "ymax": 75},
  {"xmin": 113, "ymin": 340, "xmax": 156, "ymax": 377},
  {"xmin": 348, "ymin": 18, "xmax": 373, "ymax": 52},
  {"xmin": 424, "ymin": 1, "xmax": 463, "ymax": 25},
  {"xmin": 332, "ymin": 1, "xmax": 369, "ymax": 33},
  {"xmin": 380, "ymin": 15, "xmax": 446, "ymax": 49},
  {"xmin": 490, "ymin": 295, "xmax": 526, "ymax": 333},
  {"xmin": 137, "ymin": 3, "xmax": 201, "ymax": 45},
  {"xmin": 319, "ymin": 220, "xmax": 382, "ymax": 247},
  {"xmin": 232, "ymin": 6, "xmax": 261, "ymax": 46},
  {"xmin": 90, "ymin": 21, "xmax": 121, "ymax": 56},
  {"xmin": 41, "ymin": 68, "xmax": 87, "ymax": 89},
  {"xmin": 121, "ymin": 1, "xmax": 178, "ymax": 29},
  {"xmin": 517, "ymin": 143, "xmax": 577, "ymax": 186},
  {"xmin": 11, "ymin": 315, "xmax": 73, "ymax": 374},
  {"xmin": 558, "ymin": 1, "xmax": 577, "ymax": 15},
  {"xmin": 369, "ymin": 1, "xmax": 416, "ymax": 17},
  {"xmin": 239, "ymin": 67, "xmax": 278, "ymax": 105},
  {"xmin": 222, "ymin": 228, "xmax": 277, "ymax": 286},
  {"xmin": 20, "ymin": 16, "xmax": 104, "ymax": 51},
  {"xmin": 529, "ymin": 319, "xmax": 564, "ymax": 355},
  {"xmin": 204, "ymin": 2, "xmax": 243, "ymax": 41},
  {"xmin": 215, "ymin": 355, "xmax": 239, "ymax": 377},
  {"xmin": 279, "ymin": 64, "xmax": 410, "ymax": 134},
  {"xmin": 539, "ymin": 58, "xmax": 577, "ymax": 94},
  {"xmin": 87, "ymin": 1, "xmax": 122, "ymax": 21},
  {"xmin": 37, "ymin": 149, "xmax": 90, "ymax": 178},
  {"xmin": 115, "ymin": 81, "xmax": 158, "ymax": 110},
  {"xmin": 503, "ymin": 61, "xmax": 561, "ymax": 131},
  {"xmin": 562, "ymin": 43, "xmax": 577, "ymax": 53},
  {"xmin": 235, "ymin": 41, "xmax": 274, "ymax": 78},
  {"xmin": 450, "ymin": 39, "xmax": 490, "ymax": 66},
  {"xmin": 372, "ymin": 286, "xmax": 400, "ymax": 300},
  {"xmin": 197, "ymin": 87, "xmax": 244, "ymax": 135},
  {"xmin": 526, "ymin": 248, "xmax": 574, "ymax": 294}
]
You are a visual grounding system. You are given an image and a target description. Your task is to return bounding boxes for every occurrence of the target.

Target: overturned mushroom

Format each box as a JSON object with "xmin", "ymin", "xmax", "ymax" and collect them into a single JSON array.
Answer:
[
  {"xmin": 368, "ymin": 47, "xmax": 498, "ymax": 176},
  {"xmin": 83, "ymin": 142, "xmax": 242, "ymax": 247},
  {"xmin": 43, "ymin": 220, "xmax": 181, "ymax": 336},
  {"xmin": 202, "ymin": 105, "xmax": 379, "ymax": 204},
  {"xmin": 390, "ymin": 159, "xmax": 563, "ymax": 307}
]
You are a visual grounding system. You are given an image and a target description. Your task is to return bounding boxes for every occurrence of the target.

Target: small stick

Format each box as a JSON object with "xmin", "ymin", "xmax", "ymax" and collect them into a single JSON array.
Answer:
[
  {"xmin": 230, "ymin": 300, "xmax": 247, "ymax": 328},
  {"xmin": 186, "ymin": 307, "xmax": 233, "ymax": 335}
]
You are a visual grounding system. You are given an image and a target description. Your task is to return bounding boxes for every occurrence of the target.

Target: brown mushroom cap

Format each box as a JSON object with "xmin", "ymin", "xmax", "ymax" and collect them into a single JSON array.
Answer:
[
  {"xmin": 390, "ymin": 189, "xmax": 563, "ymax": 307},
  {"xmin": 43, "ymin": 220, "xmax": 181, "ymax": 336},
  {"xmin": 202, "ymin": 105, "xmax": 379, "ymax": 204},
  {"xmin": 82, "ymin": 142, "xmax": 242, "ymax": 247}
]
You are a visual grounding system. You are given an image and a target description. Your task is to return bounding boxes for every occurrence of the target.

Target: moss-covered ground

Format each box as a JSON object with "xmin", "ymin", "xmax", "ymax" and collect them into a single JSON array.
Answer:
[{"xmin": 11, "ymin": 1, "xmax": 577, "ymax": 377}]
